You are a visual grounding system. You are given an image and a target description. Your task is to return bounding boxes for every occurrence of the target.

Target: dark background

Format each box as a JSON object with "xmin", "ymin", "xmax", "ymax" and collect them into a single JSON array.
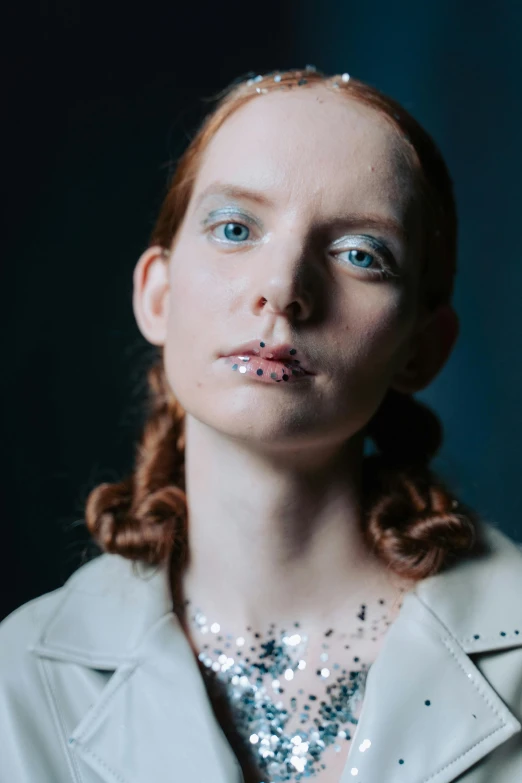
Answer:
[{"xmin": 2, "ymin": 0, "xmax": 522, "ymax": 620}]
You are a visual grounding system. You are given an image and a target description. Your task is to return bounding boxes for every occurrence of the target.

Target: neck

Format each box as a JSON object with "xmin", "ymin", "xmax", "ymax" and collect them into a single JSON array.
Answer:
[{"xmin": 177, "ymin": 414, "xmax": 408, "ymax": 635}]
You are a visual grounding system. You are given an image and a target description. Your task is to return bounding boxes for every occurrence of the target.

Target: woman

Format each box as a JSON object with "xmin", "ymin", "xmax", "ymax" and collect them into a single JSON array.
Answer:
[{"xmin": 1, "ymin": 67, "xmax": 521, "ymax": 783}]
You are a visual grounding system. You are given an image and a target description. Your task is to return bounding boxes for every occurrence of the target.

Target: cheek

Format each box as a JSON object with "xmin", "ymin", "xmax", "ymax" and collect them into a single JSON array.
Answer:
[
  {"xmin": 162, "ymin": 249, "xmax": 229, "ymax": 399},
  {"xmin": 332, "ymin": 287, "xmax": 417, "ymax": 374},
  {"xmin": 167, "ymin": 248, "xmax": 223, "ymax": 335},
  {"xmin": 173, "ymin": 241, "xmax": 214, "ymax": 293}
]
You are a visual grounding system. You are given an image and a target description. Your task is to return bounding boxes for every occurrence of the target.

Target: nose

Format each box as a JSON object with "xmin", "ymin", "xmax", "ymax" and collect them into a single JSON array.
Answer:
[{"xmin": 254, "ymin": 240, "xmax": 316, "ymax": 322}]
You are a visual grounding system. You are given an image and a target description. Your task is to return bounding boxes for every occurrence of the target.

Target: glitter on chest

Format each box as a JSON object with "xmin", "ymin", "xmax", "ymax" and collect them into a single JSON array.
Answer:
[{"xmin": 191, "ymin": 610, "xmax": 370, "ymax": 781}]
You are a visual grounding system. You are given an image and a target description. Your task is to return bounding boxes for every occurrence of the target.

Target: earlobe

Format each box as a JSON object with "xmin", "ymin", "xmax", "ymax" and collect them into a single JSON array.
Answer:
[
  {"xmin": 390, "ymin": 304, "xmax": 460, "ymax": 395},
  {"xmin": 132, "ymin": 245, "xmax": 171, "ymax": 347}
]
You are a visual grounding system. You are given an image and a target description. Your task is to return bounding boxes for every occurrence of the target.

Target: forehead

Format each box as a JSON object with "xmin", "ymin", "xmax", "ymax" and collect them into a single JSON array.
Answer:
[{"xmin": 193, "ymin": 86, "xmax": 416, "ymax": 222}]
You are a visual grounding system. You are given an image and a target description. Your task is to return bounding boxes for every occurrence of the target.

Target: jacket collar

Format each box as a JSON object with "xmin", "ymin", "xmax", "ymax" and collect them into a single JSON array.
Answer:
[
  {"xmin": 30, "ymin": 522, "xmax": 522, "ymax": 783},
  {"xmin": 31, "ymin": 554, "xmax": 172, "ymax": 668}
]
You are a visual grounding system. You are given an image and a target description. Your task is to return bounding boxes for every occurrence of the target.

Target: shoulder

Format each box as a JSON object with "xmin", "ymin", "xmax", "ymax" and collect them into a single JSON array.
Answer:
[
  {"xmin": 0, "ymin": 586, "xmax": 65, "ymax": 668},
  {"xmin": 0, "ymin": 551, "xmax": 170, "ymax": 679},
  {"xmin": 0, "ymin": 555, "xmax": 122, "ymax": 698},
  {"xmin": 0, "ymin": 585, "xmax": 71, "ymax": 779},
  {"xmin": 0, "ymin": 554, "xmax": 146, "ymax": 781},
  {"xmin": 415, "ymin": 521, "xmax": 522, "ymax": 647}
]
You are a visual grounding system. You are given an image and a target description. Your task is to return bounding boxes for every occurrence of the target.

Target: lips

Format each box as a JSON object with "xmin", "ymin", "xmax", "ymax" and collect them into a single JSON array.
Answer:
[
  {"xmin": 222, "ymin": 354, "xmax": 312, "ymax": 384},
  {"xmin": 222, "ymin": 339, "xmax": 315, "ymax": 375}
]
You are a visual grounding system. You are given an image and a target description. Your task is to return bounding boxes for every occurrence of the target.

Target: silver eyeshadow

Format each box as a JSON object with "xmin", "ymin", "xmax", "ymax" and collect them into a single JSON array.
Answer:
[{"xmin": 200, "ymin": 207, "xmax": 399, "ymax": 265}]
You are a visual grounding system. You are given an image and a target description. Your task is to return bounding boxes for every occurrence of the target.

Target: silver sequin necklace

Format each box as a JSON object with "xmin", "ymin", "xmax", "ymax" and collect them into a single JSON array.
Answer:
[{"xmin": 184, "ymin": 605, "xmax": 374, "ymax": 781}]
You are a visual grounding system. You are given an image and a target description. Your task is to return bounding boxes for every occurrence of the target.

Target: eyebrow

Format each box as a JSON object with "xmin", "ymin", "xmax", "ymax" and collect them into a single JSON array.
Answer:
[
  {"xmin": 194, "ymin": 182, "xmax": 276, "ymax": 210},
  {"xmin": 193, "ymin": 181, "xmax": 406, "ymax": 244}
]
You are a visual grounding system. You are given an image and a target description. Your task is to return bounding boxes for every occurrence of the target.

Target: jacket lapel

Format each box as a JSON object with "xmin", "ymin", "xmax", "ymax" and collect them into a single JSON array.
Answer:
[
  {"xmin": 68, "ymin": 613, "xmax": 243, "ymax": 783},
  {"xmin": 31, "ymin": 524, "xmax": 522, "ymax": 783},
  {"xmin": 342, "ymin": 523, "xmax": 522, "ymax": 782},
  {"xmin": 31, "ymin": 555, "xmax": 243, "ymax": 783},
  {"xmin": 341, "ymin": 591, "xmax": 521, "ymax": 782}
]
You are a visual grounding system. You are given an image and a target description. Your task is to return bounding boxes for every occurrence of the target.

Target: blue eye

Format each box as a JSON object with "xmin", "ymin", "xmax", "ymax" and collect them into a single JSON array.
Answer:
[
  {"xmin": 218, "ymin": 222, "xmax": 251, "ymax": 242},
  {"xmin": 335, "ymin": 240, "xmax": 399, "ymax": 281},
  {"xmin": 345, "ymin": 249, "xmax": 374, "ymax": 268}
]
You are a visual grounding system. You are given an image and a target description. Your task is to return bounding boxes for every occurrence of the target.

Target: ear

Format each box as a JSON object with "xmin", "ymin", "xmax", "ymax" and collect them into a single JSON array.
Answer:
[
  {"xmin": 132, "ymin": 245, "xmax": 170, "ymax": 346},
  {"xmin": 390, "ymin": 303, "xmax": 460, "ymax": 394}
]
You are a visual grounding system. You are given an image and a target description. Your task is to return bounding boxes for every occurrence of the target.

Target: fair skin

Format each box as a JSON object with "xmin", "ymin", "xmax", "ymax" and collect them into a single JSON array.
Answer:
[{"xmin": 132, "ymin": 85, "xmax": 458, "ymax": 779}]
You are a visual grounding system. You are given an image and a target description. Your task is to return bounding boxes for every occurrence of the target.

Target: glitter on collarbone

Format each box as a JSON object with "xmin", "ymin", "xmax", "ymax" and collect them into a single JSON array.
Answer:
[{"xmin": 189, "ymin": 608, "xmax": 370, "ymax": 781}]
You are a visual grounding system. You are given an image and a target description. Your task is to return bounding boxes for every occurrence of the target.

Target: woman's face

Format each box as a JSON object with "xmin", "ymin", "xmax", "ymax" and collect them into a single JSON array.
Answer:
[{"xmin": 149, "ymin": 86, "xmax": 431, "ymax": 449}]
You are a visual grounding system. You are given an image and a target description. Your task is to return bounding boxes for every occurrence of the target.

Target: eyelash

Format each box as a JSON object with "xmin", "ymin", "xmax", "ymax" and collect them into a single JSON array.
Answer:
[{"xmin": 206, "ymin": 218, "xmax": 399, "ymax": 281}]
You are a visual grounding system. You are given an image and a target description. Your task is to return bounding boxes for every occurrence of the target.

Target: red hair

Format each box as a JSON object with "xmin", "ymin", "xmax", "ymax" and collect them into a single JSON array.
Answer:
[{"xmin": 85, "ymin": 68, "xmax": 484, "ymax": 580}]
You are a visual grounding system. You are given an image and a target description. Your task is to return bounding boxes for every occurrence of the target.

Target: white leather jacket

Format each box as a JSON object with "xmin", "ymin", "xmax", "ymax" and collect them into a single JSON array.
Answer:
[{"xmin": 1, "ymin": 521, "xmax": 521, "ymax": 782}]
